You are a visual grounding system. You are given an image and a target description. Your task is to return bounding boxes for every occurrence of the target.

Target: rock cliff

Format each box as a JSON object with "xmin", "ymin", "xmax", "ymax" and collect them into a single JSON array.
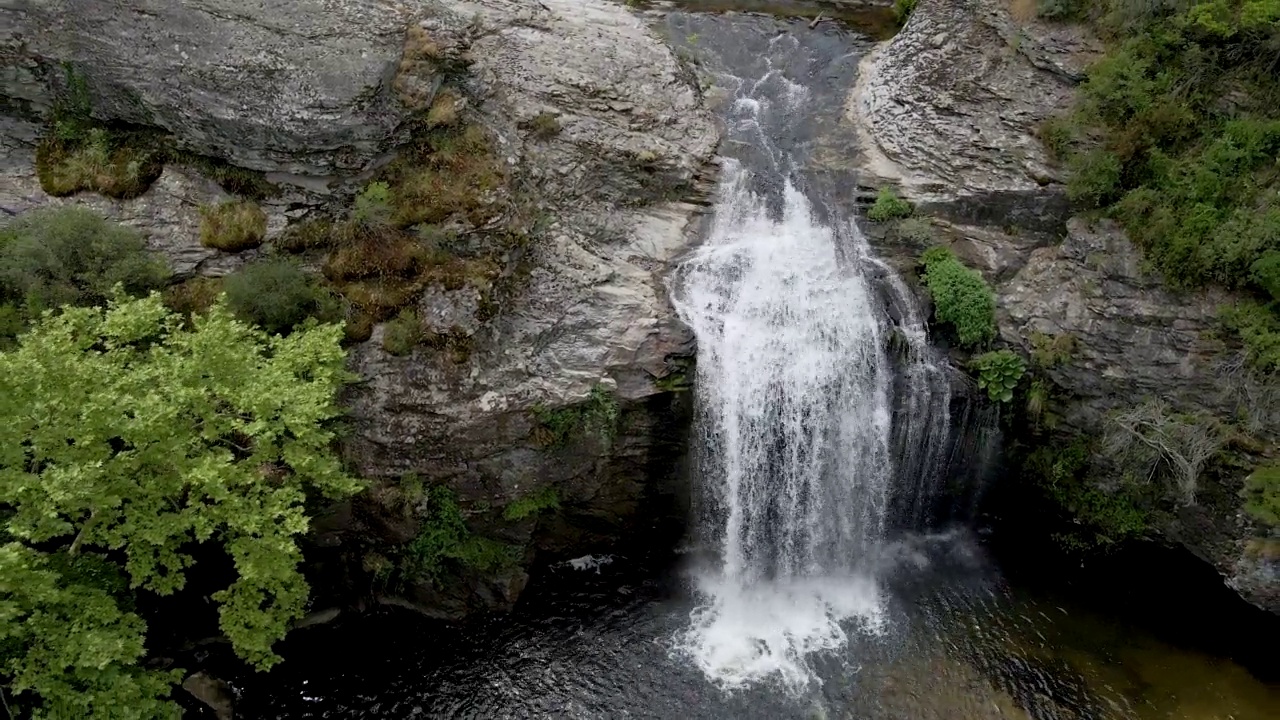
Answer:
[
  {"xmin": 0, "ymin": 0, "xmax": 719, "ymax": 615},
  {"xmin": 849, "ymin": 0, "xmax": 1277, "ymax": 613}
]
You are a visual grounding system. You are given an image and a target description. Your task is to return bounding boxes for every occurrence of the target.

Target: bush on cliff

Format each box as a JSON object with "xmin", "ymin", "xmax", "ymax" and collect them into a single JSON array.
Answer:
[
  {"xmin": 199, "ymin": 199, "xmax": 268, "ymax": 252},
  {"xmin": 223, "ymin": 257, "xmax": 341, "ymax": 336},
  {"xmin": 0, "ymin": 206, "xmax": 169, "ymax": 319},
  {"xmin": 918, "ymin": 247, "xmax": 996, "ymax": 348},
  {"xmin": 0, "ymin": 294, "xmax": 361, "ymax": 718}
]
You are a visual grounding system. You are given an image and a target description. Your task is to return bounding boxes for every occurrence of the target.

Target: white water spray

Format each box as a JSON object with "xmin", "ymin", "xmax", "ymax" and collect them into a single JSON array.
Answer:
[{"xmin": 671, "ymin": 158, "xmax": 895, "ymax": 689}]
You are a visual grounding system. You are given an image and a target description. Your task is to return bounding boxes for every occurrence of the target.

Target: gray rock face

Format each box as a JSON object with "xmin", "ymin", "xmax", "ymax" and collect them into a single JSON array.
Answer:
[
  {"xmin": 999, "ymin": 218, "xmax": 1277, "ymax": 614},
  {"xmin": 850, "ymin": 0, "xmax": 1100, "ymax": 229},
  {"xmin": 2, "ymin": 0, "xmax": 422, "ymax": 177},
  {"xmin": 332, "ymin": 2, "xmax": 718, "ymax": 614},
  {"xmin": 850, "ymin": 1, "xmax": 1277, "ymax": 614}
]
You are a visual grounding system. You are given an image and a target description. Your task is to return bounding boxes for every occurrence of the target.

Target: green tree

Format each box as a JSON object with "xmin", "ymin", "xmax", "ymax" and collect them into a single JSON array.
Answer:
[{"xmin": 0, "ymin": 295, "xmax": 361, "ymax": 718}]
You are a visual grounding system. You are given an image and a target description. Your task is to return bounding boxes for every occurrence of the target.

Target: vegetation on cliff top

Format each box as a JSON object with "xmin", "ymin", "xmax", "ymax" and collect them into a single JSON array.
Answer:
[
  {"xmin": 0, "ymin": 295, "xmax": 360, "ymax": 718},
  {"xmin": 1040, "ymin": 0, "xmax": 1280, "ymax": 371}
]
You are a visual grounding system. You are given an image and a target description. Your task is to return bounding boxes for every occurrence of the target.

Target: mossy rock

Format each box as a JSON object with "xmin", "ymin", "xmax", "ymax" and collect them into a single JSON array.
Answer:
[
  {"xmin": 199, "ymin": 200, "xmax": 268, "ymax": 252},
  {"xmin": 35, "ymin": 130, "xmax": 164, "ymax": 199}
]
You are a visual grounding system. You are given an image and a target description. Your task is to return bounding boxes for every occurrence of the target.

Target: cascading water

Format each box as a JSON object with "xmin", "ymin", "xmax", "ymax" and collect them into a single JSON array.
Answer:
[{"xmin": 668, "ymin": 27, "xmax": 955, "ymax": 691}]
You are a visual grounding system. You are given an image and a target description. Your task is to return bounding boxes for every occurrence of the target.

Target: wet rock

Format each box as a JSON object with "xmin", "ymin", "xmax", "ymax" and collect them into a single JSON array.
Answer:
[{"xmin": 181, "ymin": 672, "xmax": 235, "ymax": 720}]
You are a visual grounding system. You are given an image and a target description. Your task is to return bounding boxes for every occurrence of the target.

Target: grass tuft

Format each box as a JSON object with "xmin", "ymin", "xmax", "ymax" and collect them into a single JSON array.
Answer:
[{"xmin": 199, "ymin": 200, "xmax": 268, "ymax": 252}]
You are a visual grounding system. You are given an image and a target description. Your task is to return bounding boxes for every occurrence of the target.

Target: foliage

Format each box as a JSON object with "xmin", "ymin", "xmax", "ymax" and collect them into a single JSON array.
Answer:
[
  {"xmin": 1029, "ymin": 330, "xmax": 1077, "ymax": 368},
  {"xmin": 381, "ymin": 309, "xmax": 423, "ymax": 356},
  {"xmin": 381, "ymin": 125, "xmax": 504, "ymax": 227},
  {"xmin": 531, "ymin": 384, "xmax": 621, "ymax": 447},
  {"xmin": 426, "ymin": 90, "xmax": 462, "ymax": 128},
  {"xmin": 1220, "ymin": 300, "xmax": 1280, "ymax": 372},
  {"xmin": 199, "ymin": 200, "xmax": 268, "ymax": 252},
  {"xmin": 352, "ymin": 181, "xmax": 393, "ymax": 227},
  {"xmin": 0, "ymin": 295, "xmax": 361, "ymax": 716},
  {"xmin": 1036, "ymin": 0, "xmax": 1090, "ymax": 22},
  {"xmin": 1044, "ymin": 1, "xmax": 1280, "ymax": 350},
  {"xmin": 37, "ymin": 66, "xmax": 164, "ymax": 199},
  {"xmin": 161, "ymin": 277, "xmax": 224, "ymax": 318},
  {"xmin": 866, "ymin": 187, "xmax": 913, "ymax": 222},
  {"xmin": 275, "ymin": 219, "xmax": 334, "ymax": 254},
  {"xmin": 971, "ymin": 349, "xmax": 1027, "ymax": 402},
  {"xmin": 502, "ymin": 487, "xmax": 561, "ymax": 522},
  {"xmin": 1242, "ymin": 463, "xmax": 1280, "ymax": 526},
  {"xmin": 526, "ymin": 112, "xmax": 562, "ymax": 139},
  {"xmin": 170, "ymin": 152, "xmax": 280, "ymax": 200},
  {"xmin": 0, "ymin": 206, "xmax": 169, "ymax": 316},
  {"xmin": 893, "ymin": 0, "xmax": 918, "ymax": 25},
  {"xmin": 895, "ymin": 217, "xmax": 934, "ymax": 243},
  {"xmin": 1026, "ymin": 440, "xmax": 1149, "ymax": 549},
  {"xmin": 223, "ymin": 257, "xmax": 340, "ymax": 335},
  {"xmin": 402, "ymin": 486, "xmax": 516, "ymax": 584},
  {"xmin": 918, "ymin": 247, "xmax": 997, "ymax": 348}
]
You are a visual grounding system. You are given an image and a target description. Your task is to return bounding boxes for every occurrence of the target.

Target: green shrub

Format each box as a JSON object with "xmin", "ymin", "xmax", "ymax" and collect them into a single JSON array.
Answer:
[
  {"xmin": 1242, "ymin": 463, "xmax": 1280, "ymax": 526},
  {"xmin": 918, "ymin": 247, "xmax": 996, "ymax": 348},
  {"xmin": 0, "ymin": 295, "xmax": 360, "ymax": 716},
  {"xmin": 0, "ymin": 206, "xmax": 169, "ymax": 313},
  {"xmin": 1036, "ymin": 0, "xmax": 1089, "ymax": 21},
  {"xmin": 222, "ymin": 257, "xmax": 339, "ymax": 335},
  {"xmin": 200, "ymin": 200, "xmax": 268, "ymax": 252},
  {"xmin": 381, "ymin": 309, "xmax": 423, "ymax": 356},
  {"xmin": 402, "ymin": 486, "xmax": 516, "ymax": 584},
  {"xmin": 1220, "ymin": 301, "xmax": 1280, "ymax": 373},
  {"xmin": 353, "ymin": 181, "xmax": 393, "ymax": 226},
  {"xmin": 971, "ymin": 349, "xmax": 1027, "ymax": 402},
  {"xmin": 503, "ymin": 487, "xmax": 561, "ymax": 521},
  {"xmin": 1044, "ymin": 4, "xmax": 1280, "ymax": 351},
  {"xmin": 867, "ymin": 187, "xmax": 913, "ymax": 222},
  {"xmin": 1027, "ymin": 439, "xmax": 1149, "ymax": 549},
  {"xmin": 893, "ymin": 0, "xmax": 917, "ymax": 25}
]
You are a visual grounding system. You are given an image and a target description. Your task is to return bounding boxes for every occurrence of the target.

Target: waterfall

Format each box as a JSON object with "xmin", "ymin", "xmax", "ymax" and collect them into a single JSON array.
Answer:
[{"xmin": 669, "ymin": 46, "xmax": 954, "ymax": 690}]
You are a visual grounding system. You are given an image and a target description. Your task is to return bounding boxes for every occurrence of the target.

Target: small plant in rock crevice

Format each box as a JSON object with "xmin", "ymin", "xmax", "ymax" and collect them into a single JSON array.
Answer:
[
  {"xmin": 530, "ymin": 384, "xmax": 621, "ymax": 447},
  {"xmin": 381, "ymin": 309, "xmax": 424, "ymax": 356},
  {"xmin": 400, "ymin": 485, "xmax": 517, "ymax": 586},
  {"xmin": 971, "ymin": 349, "xmax": 1026, "ymax": 403},
  {"xmin": 503, "ymin": 487, "xmax": 561, "ymax": 522},
  {"xmin": 867, "ymin": 187, "xmax": 913, "ymax": 222}
]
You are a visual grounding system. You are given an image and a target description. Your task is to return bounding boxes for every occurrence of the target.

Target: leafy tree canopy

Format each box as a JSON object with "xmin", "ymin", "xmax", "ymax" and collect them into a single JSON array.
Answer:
[{"xmin": 0, "ymin": 294, "xmax": 361, "ymax": 718}]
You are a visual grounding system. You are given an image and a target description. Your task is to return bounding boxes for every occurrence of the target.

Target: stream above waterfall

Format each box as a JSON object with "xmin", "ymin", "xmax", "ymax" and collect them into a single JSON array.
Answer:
[{"xmin": 231, "ymin": 10, "xmax": 1279, "ymax": 719}]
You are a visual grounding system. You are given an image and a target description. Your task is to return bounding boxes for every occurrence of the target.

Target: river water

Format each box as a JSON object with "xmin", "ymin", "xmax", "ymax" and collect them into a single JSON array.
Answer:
[{"xmin": 237, "ymin": 9, "xmax": 1279, "ymax": 719}]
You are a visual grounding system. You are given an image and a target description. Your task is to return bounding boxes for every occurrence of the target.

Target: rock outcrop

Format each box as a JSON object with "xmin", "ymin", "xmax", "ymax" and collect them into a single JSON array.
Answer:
[
  {"xmin": 850, "ymin": 0, "xmax": 1278, "ymax": 613},
  {"xmin": 0, "ymin": 0, "xmax": 718, "ymax": 615},
  {"xmin": 2, "ymin": 0, "xmax": 423, "ymax": 177}
]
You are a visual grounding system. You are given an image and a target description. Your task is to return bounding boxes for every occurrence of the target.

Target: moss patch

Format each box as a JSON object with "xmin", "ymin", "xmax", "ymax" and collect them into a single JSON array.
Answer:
[
  {"xmin": 383, "ymin": 124, "xmax": 505, "ymax": 227},
  {"xmin": 502, "ymin": 487, "xmax": 560, "ymax": 522},
  {"xmin": 199, "ymin": 200, "xmax": 268, "ymax": 252},
  {"xmin": 531, "ymin": 385, "xmax": 621, "ymax": 447},
  {"xmin": 36, "ymin": 128, "xmax": 165, "ymax": 199}
]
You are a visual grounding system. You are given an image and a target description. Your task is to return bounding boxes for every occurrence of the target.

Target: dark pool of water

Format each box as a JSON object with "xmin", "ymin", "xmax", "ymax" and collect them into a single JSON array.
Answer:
[{"xmin": 234, "ymin": 530, "xmax": 1279, "ymax": 719}]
